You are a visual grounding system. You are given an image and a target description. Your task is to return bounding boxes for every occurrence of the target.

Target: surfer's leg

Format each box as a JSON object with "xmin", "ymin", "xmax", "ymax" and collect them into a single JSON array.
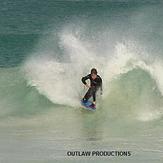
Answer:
[
  {"xmin": 92, "ymin": 89, "xmax": 96, "ymax": 104},
  {"xmin": 83, "ymin": 88, "xmax": 92, "ymax": 102},
  {"xmin": 92, "ymin": 87, "xmax": 99, "ymax": 105}
]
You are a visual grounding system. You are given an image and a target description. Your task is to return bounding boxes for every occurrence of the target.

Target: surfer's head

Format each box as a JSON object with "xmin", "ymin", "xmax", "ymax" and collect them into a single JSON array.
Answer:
[{"xmin": 91, "ymin": 68, "xmax": 97, "ymax": 79}]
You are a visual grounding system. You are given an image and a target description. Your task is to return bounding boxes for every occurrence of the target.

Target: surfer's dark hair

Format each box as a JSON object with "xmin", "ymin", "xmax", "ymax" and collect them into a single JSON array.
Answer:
[{"xmin": 91, "ymin": 68, "xmax": 97, "ymax": 75}]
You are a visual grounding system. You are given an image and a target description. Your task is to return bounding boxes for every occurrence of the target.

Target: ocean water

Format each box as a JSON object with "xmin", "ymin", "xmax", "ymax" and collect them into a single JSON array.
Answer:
[{"xmin": 0, "ymin": 0, "xmax": 163, "ymax": 162}]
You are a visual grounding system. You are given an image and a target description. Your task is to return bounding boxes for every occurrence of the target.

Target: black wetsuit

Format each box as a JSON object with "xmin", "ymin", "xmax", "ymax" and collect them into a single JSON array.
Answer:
[{"xmin": 81, "ymin": 74, "xmax": 102, "ymax": 102}]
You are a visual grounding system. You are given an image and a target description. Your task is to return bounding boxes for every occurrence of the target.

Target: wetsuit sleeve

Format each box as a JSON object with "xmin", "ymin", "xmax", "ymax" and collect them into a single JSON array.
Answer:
[
  {"xmin": 99, "ymin": 77, "xmax": 103, "ymax": 92},
  {"xmin": 81, "ymin": 74, "xmax": 90, "ymax": 85}
]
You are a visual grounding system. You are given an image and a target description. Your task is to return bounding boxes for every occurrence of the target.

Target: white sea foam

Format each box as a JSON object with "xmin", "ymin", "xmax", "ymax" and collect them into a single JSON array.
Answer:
[{"xmin": 23, "ymin": 28, "xmax": 163, "ymax": 121}]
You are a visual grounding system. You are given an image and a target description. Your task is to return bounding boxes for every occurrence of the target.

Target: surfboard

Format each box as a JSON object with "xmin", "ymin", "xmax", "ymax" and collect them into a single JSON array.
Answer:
[{"xmin": 81, "ymin": 100, "xmax": 96, "ymax": 111}]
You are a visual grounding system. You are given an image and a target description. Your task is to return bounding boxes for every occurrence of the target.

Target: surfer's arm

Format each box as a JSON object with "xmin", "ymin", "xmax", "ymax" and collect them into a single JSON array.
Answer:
[
  {"xmin": 81, "ymin": 74, "xmax": 90, "ymax": 88},
  {"xmin": 100, "ymin": 86, "xmax": 103, "ymax": 95},
  {"xmin": 99, "ymin": 78, "xmax": 103, "ymax": 95}
]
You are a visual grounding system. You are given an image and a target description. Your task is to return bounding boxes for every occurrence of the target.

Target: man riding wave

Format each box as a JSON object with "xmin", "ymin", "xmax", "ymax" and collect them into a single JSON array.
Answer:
[{"xmin": 81, "ymin": 68, "xmax": 102, "ymax": 107}]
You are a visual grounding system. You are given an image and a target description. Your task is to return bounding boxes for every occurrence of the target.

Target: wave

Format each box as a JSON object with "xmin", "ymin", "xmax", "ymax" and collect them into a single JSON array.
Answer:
[{"xmin": 21, "ymin": 26, "xmax": 163, "ymax": 121}]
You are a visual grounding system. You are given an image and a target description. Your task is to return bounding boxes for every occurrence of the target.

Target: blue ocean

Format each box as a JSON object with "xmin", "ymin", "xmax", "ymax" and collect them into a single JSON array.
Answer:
[{"xmin": 0, "ymin": 0, "xmax": 163, "ymax": 162}]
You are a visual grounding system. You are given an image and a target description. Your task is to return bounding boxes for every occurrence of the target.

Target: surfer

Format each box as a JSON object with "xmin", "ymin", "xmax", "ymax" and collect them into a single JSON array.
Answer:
[{"xmin": 81, "ymin": 68, "xmax": 102, "ymax": 107}]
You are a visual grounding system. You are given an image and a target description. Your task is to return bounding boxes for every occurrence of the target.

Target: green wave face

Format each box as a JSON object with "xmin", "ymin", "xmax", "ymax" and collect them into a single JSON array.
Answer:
[{"xmin": 103, "ymin": 68, "xmax": 163, "ymax": 121}]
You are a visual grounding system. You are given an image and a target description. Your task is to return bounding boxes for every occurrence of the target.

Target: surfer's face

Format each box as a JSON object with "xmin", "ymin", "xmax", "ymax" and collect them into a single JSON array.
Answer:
[{"xmin": 91, "ymin": 73, "xmax": 97, "ymax": 80}]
